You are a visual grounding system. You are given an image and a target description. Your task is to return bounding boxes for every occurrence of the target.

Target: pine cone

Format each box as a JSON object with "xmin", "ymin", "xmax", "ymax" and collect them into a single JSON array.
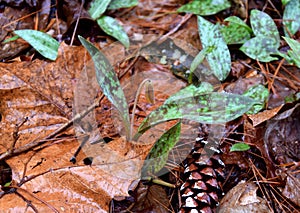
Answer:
[{"xmin": 180, "ymin": 136, "xmax": 225, "ymax": 213}]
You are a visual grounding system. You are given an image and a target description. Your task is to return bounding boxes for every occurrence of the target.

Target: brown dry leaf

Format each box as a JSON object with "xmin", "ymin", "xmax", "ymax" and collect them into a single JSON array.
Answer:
[
  {"xmin": 0, "ymin": 42, "xmax": 145, "ymax": 211},
  {"xmin": 131, "ymin": 182, "xmax": 170, "ymax": 212},
  {"xmin": 0, "ymin": 6, "xmax": 33, "ymax": 60},
  {"xmin": 283, "ymin": 173, "xmax": 300, "ymax": 207},
  {"xmin": 248, "ymin": 105, "xmax": 283, "ymax": 127},
  {"xmin": 264, "ymin": 103, "xmax": 300, "ymax": 165},
  {"xmin": 218, "ymin": 181, "xmax": 270, "ymax": 213}
]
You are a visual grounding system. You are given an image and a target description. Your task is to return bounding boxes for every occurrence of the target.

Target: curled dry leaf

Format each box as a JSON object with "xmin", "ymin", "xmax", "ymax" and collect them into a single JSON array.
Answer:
[{"xmin": 218, "ymin": 181, "xmax": 270, "ymax": 213}]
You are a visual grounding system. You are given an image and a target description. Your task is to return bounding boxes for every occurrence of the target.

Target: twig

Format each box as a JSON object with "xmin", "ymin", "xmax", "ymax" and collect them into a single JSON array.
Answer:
[
  {"xmin": 130, "ymin": 79, "xmax": 152, "ymax": 141},
  {"xmin": 70, "ymin": 0, "xmax": 84, "ymax": 46},
  {"xmin": 158, "ymin": 13, "xmax": 193, "ymax": 44}
]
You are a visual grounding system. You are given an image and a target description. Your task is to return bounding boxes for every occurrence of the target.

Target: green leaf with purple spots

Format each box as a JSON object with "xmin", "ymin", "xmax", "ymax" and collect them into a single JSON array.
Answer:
[
  {"xmin": 240, "ymin": 37, "xmax": 279, "ymax": 62},
  {"xmin": 97, "ymin": 15, "xmax": 130, "ymax": 48},
  {"xmin": 283, "ymin": 0, "xmax": 300, "ymax": 37},
  {"xmin": 197, "ymin": 16, "xmax": 231, "ymax": 81},
  {"xmin": 89, "ymin": 0, "xmax": 111, "ymax": 19},
  {"xmin": 283, "ymin": 37, "xmax": 300, "ymax": 68},
  {"xmin": 243, "ymin": 84, "xmax": 269, "ymax": 114},
  {"xmin": 108, "ymin": 0, "xmax": 138, "ymax": 10},
  {"xmin": 78, "ymin": 36, "xmax": 130, "ymax": 139},
  {"xmin": 14, "ymin": 30, "xmax": 59, "ymax": 60},
  {"xmin": 220, "ymin": 16, "xmax": 252, "ymax": 44},
  {"xmin": 250, "ymin": 10, "xmax": 280, "ymax": 42},
  {"xmin": 142, "ymin": 121, "xmax": 181, "ymax": 176},
  {"xmin": 177, "ymin": 0, "xmax": 231, "ymax": 16},
  {"xmin": 137, "ymin": 92, "xmax": 256, "ymax": 134},
  {"xmin": 240, "ymin": 10, "xmax": 280, "ymax": 62}
]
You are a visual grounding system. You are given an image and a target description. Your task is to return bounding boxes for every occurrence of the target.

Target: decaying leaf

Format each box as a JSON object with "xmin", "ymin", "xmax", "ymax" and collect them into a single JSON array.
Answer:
[{"xmin": 218, "ymin": 181, "xmax": 270, "ymax": 213}]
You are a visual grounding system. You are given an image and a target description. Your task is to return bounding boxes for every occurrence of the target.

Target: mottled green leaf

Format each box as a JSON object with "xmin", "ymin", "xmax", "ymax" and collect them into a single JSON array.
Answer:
[
  {"xmin": 78, "ymin": 36, "xmax": 130, "ymax": 139},
  {"xmin": 283, "ymin": 0, "xmax": 300, "ymax": 37},
  {"xmin": 239, "ymin": 10, "xmax": 281, "ymax": 62},
  {"xmin": 138, "ymin": 92, "xmax": 255, "ymax": 134},
  {"xmin": 230, "ymin": 143, "xmax": 250, "ymax": 152},
  {"xmin": 243, "ymin": 84, "xmax": 269, "ymax": 114},
  {"xmin": 108, "ymin": 0, "xmax": 138, "ymax": 9},
  {"xmin": 189, "ymin": 47, "xmax": 213, "ymax": 83},
  {"xmin": 240, "ymin": 37, "xmax": 279, "ymax": 62},
  {"xmin": 224, "ymin": 16, "xmax": 252, "ymax": 32},
  {"xmin": 221, "ymin": 16, "xmax": 252, "ymax": 44},
  {"xmin": 97, "ymin": 15, "xmax": 130, "ymax": 48},
  {"xmin": 197, "ymin": 16, "xmax": 231, "ymax": 81},
  {"xmin": 88, "ymin": 0, "xmax": 111, "ymax": 19},
  {"xmin": 282, "ymin": 0, "xmax": 291, "ymax": 5},
  {"xmin": 166, "ymin": 83, "xmax": 214, "ymax": 104},
  {"xmin": 283, "ymin": 37, "xmax": 300, "ymax": 68},
  {"xmin": 3, "ymin": 35, "xmax": 19, "ymax": 43},
  {"xmin": 142, "ymin": 122, "xmax": 181, "ymax": 176},
  {"xmin": 14, "ymin": 30, "xmax": 59, "ymax": 60},
  {"xmin": 250, "ymin": 10, "xmax": 280, "ymax": 43},
  {"xmin": 177, "ymin": 0, "xmax": 231, "ymax": 16}
]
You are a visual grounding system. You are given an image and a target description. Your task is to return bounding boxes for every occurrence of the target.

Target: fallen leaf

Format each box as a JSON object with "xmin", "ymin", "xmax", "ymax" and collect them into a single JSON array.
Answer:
[
  {"xmin": 218, "ymin": 181, "xmax": 270, "ymax": 213},
  {"xmin": 248, "ymin": 105, "xmax": 283, "ymax": 127}
]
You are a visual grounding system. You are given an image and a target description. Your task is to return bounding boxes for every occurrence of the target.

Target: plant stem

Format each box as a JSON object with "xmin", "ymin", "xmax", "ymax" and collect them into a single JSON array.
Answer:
[{"xmin": 130, "ymin": 79, "xmax": 152, "ymax": 141}]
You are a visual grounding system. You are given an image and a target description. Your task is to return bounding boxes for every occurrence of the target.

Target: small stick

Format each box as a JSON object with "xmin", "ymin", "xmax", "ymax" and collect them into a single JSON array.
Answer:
[{"xmin": 130, "ymin": 79, "xmax": 152, "ymax": 141}]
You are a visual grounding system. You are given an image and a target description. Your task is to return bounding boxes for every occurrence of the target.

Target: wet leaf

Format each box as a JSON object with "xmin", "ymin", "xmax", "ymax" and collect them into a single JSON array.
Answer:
[
  {"xmin": 177, "ymin": 0, "xmax": 231, "ymax": 16},
  {"xmin": 88, "ymin": 0, "xmax": 111, "ymax": 19},
  {"xmin": 221, "ymin": 16, "xmax": 252, "ymax": 44},
  {"xmin": 283, "ymin": 37, "xmax": 300, "ymax": 68},
  {"xmin": 197, "ymin": 16, "xmax": 231, "ymax": 81},
  {"xmin": 97, "ymin": 15, "xmax": 130, "ymax": 48},
  {"xmin": 142, "ymin": 122, "xmax": 181, "ymax": 176},
  {"xmin": 240, "ymin": 10, "xmax": 280, "ymax": 62},
  {"xmin": 243, "ymin": 84, "xmax": 269, "ymax": 114},
  {"xmin": 14, "ymin": 30, "xmax": 59, "ymax": 60},
  {"xmin": 108, "ymin": 0, "xmax": 138, "ymax": 10},
  {"xmin": 230, "ymin": 143, "xmax": 251, "ymax": 152},
  {"xmin": 78, "ymin": 36, "xmax": 130, "ymax": 138},
  {"xmin": 138, "ymin": 92, "xmax": 256, "ymax": 134},
  {"xmin": 283, "ymin": 0, "xmax": 300, "ymax": 37}
]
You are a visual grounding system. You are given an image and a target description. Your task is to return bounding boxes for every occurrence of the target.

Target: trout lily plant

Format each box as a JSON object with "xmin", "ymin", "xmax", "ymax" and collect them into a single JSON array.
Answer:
[{"xmin": 78, "ymin": 36, "xmax": 258, "ymax": 176}]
